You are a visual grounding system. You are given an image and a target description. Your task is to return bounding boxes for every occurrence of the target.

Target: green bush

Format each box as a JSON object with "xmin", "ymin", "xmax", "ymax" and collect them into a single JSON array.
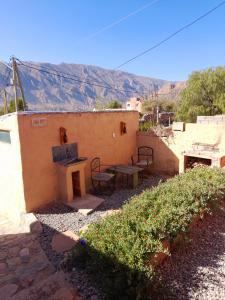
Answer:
[
  {"xmin": 139, "ymin": 121, "xmax": 154, "ymax": 132},
  {"xmin": 71, "ymin": 167, "xmax": 225, "ymax": 299}
]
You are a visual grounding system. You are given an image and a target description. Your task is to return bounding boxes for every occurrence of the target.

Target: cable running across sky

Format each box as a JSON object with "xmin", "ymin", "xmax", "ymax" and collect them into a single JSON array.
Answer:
[{"xmin": 115, "ymin": 0, "xmax": 225, "ymax": 70}]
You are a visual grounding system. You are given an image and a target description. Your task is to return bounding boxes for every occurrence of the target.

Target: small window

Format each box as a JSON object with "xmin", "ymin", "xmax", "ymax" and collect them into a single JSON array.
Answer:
[{"xmin": 0, "ymin": 130, "xmax": 11, "ymax": 144}]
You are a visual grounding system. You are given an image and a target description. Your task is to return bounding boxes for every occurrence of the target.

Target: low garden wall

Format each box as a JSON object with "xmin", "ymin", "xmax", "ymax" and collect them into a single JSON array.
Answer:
[
  {"xmin": 137, "ymin": 123, "xmax": 225, "ymax": 175},
  {"xmin": 69, "ymin": 167, "xmax": 225, "ymax": 299},
  {"xmin": 137, "ymin": 130, "xmax": 179, "ymax": 175}
]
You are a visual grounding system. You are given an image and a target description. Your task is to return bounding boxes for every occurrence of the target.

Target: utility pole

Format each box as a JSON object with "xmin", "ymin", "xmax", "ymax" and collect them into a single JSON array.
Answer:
[
  {"xmin": 12, "ymin": 57, "xmax": 18, "ymax": 112},
  {"xmin": 12, "ymin": 56, "xmax": 26, "ymax": 111},
  {"xmin": 3, "ymin": 89, "xmax": 8, "ymax": 114},
  {"xmin": 156, "ymin": 105, "xmax": 159, "ymax": 124},
  {"xmin": 15, "ymin": 61, "xmax": 26, "ymax": 110}
]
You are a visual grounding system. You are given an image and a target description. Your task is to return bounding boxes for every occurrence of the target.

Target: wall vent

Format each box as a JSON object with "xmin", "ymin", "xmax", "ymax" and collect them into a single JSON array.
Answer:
[{"xmin": 32, "ymin": 118, "xmax": 47, "ymax": 127}]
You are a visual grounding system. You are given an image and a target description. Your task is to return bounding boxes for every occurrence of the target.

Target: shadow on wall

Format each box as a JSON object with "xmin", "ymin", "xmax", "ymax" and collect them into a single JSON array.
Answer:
[{"xmin": 137, "ymin": 132, "xmax": 179, "ymax": 175}]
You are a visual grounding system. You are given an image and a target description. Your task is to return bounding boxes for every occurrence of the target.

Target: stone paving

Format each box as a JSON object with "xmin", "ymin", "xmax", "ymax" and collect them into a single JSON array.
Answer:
[
  {"xmin": 51, "ymin": 230, "xmax": 80, "ymax": 253},
  {"xmin": 0, "ymin": 215, "xmax": 81, "ymax": 299}
]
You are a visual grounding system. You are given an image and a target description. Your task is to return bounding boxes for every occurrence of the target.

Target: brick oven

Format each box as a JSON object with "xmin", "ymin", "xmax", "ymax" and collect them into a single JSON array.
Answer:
[{"xmin": 183, "ymin": 142, "xmax": 225, "ymax": 171}]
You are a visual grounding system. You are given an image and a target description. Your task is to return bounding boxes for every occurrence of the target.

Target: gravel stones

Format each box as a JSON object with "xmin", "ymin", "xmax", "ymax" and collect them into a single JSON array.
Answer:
[
  {"xmin": 0, "ymin": 283, "xmax": 18, "ymax": 298},
  {"xmin": 35, "ymin": 175, "xmax": 167, "ymax": 300},
  {"xmin": 157, "ymin": 208, "xmax": 225, "ymax": 299},
  {"xmin": 6, "ymin": 257, "xmax": 21, "ymax": 271},
  {"xmin": 8, "ymin": 246, "xmax": 20, "ymax": 258},
  {"xmin": 0, "ymin": 251, "xmax": 7, "ymax": 261},
  {"xmin": 0, "ymin": 262, "xmax": 7, "ymax": 275},
  {"xmin": 19, "ymin": 248, "xmax": 30, "ymax": 263}
]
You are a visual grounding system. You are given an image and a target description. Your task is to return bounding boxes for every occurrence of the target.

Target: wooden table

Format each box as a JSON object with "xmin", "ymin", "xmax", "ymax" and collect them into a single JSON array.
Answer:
[{"xmin": 108, "ymin": 165, "xmax": 144, "ymax": 188}]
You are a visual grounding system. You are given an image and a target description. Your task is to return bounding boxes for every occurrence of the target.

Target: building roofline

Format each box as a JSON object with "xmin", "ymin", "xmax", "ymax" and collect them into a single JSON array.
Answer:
[{"xmin": 0, "ymin": 109, "xmax": 138, "ymax": 119}]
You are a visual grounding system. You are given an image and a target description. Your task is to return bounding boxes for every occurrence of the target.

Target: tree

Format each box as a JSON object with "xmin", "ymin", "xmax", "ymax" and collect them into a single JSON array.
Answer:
[
  {"xmin": 9, "ymin": 98, "xmax": 27, "ymax": 113},
  {"xmin": 106, "ymin": 100, "xmax": 122, "ymax": 109},
  {"xmin": 142, "ymin": 99, "xmax": 177, "ymax": 113},
  {"xmin": 176, "ymin": 67, "xmax": 225, "ymax": 122}
]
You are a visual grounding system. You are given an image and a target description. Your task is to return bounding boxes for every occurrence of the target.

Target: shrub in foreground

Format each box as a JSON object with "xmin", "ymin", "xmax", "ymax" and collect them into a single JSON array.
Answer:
[{"xmin": 71, "ymin": 167, "xmax": 225, "ymax": 299}]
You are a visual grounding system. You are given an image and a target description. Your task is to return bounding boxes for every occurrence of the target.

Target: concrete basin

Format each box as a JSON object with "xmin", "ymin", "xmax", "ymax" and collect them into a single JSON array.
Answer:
[{"xmin": 56, "ymin": 157, "xmax": 87, "ymax": 167}]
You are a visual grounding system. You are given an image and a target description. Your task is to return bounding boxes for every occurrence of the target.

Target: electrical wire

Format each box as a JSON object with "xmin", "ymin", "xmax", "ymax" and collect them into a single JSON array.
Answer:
[
  {"xmin": 4, "ymin": 68, "xmax": 12, "ymax": 87},
  {"xmin": 0, "ymin": 61, "xmax": 12, "ymax": 87},
  {"xmin": 115, "ymin": 0, "xmax": 225, "ymax": 70},
  {"xmin": 16, "ymin": 58, "xmax": 114, "ymax": 86},
  {"xmin": 17, "ymin": 60, "xmax": 140, "ymax": 95},
  {"xmin": 15, "ymin": 59, "xmax": 178, "ymax": 98}
]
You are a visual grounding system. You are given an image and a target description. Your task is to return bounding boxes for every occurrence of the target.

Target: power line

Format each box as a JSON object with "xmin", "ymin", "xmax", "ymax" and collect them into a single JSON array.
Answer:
[
  {"xmin": 17, "ymin": 60, "xmax": 141, "ymax": 95},
  {"xmin": 16, "ymin": 59, "xmax": 179, "ymax": 98},
  {"xmin": 0, "ymin": 60, "xmax": 12, "ymax": 87},
  {"xmin": 16, "ymin": 58, "xmax": 113, "ymax": 86},
  {"xmin": 115, "ymin": 0, "xmax": 225, "ymax": 70},
  {"xmin": 14, "ymin": 59, "xmax": 181, "ymax": 100},
  {"xmin": 0, "ymin": 60, "xmax": 13, "ymax": 71},
  {"xmin": 4, "ymin": 67, "xmax": 12, "ymax": 87},
  {"xmin": 77, "ymin": 0, "xmax": 160, "ymax": 44}
]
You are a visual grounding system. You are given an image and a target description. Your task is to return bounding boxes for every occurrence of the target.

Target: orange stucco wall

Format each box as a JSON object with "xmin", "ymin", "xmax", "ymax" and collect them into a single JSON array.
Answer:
[
  {"xmin": 137, "ymin": 123, "xmax": 225, "ymax": 175},
  {"xmin": 17, "ymin": 111, "xmax": 139, "ymax": 212},
  {"xmin": 0, "ymin": 114, "xmax": 26, "ymax": 223},
  {"xmin": 137, "ymin": 131, "xmax": 179, "ymax": 175}
]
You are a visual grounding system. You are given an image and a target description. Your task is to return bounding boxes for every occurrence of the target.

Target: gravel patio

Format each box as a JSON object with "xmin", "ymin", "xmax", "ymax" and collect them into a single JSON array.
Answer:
[
  {"xmin": 157, "ymin": 206, "xmax": 225, "ymax": 300},
  {"xmin": 35, "ymin": 175, "xmax": 168, "ymax": 299},
  {"xmin": 35, "ymin": 176, "xmax": 225, "ymax": 300}
]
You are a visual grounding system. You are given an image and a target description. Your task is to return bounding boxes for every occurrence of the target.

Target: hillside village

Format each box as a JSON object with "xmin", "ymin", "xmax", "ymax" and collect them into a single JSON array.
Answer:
[{"xmin": 0, "ymin": 1, "xmax": 225, "ymax": 300}]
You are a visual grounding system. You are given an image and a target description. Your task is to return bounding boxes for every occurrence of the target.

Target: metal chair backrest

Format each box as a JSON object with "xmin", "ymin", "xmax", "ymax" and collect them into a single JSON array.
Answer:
[
  {"xmin": 91, "ymin": 157, "xmax": 101, "ymax": 174},
  {"xmin": 138, "ymin": 146, "xmax": 153, "ymax": 161}
]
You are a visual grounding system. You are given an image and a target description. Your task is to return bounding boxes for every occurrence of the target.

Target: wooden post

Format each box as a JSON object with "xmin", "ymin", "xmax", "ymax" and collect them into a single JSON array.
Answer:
[
  {"xmin": 12, "ymin": 57, "xmax": 18, "ymax": 112},
  {"xmin": 156, "ymin": 106, "xmax": 159, "ymax": 124},
  {"xmin": 14, "ymin": 60, "xmax": 26, "ymax": 110},
  {"xmin": 3, "ymin": 89, "xmax": 8, "ymax": 114}
]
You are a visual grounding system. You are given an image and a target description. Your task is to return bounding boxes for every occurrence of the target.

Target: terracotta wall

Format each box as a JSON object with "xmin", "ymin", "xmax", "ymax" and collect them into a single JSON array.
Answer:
[
  {"xmin": 137, "ymin": 131, "xmax": 179, "ymax": 175},
  {"xmin": 137, "ymin": 123, "xmax": 225, "ymax": 175},
  {"xmin": 17, "ymin": 111, "xmax": 139, "ymax": 212},
  {"xmin": 0, "ymin": 114, "xmax": 26, "ymax": 223}
]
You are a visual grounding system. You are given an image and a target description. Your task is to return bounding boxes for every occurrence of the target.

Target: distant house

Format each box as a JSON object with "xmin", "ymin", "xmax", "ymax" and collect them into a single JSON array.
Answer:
[
  {"xmin": 141, "ymin": 111, "xmax": 174, "ymax": 126},
  {"xmin": 126, "ymin": 97, "xmax": 142, "ymax": 113}
]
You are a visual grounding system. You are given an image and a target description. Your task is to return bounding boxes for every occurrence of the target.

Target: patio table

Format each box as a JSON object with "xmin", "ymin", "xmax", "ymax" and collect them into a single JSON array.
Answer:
[{"xmin": 108, "ymin": 165, "xmax": 144, "ymax": 188}]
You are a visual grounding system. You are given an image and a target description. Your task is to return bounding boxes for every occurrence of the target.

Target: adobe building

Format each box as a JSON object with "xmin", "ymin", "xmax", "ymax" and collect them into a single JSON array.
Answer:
[
  {"xmin": 0, "ymin": 110, "xmax": 139, "ymax": 222},
  {"xmin": 126, "ymin": 97, "xmax": 143, "ymax": 113},
  {"xmin": 2, "ymin": 110, "xmax": 225, "ymax": 224}
]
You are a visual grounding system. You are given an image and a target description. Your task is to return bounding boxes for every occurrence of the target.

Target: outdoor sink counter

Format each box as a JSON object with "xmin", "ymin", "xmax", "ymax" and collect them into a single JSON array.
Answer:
[
  {"xmin": 56, "ymin": 157, "xmax": 87, "ymax": 167},
  {"xmin": 55, "ymin": 157, "xmax": 87, "ymax": 203}
]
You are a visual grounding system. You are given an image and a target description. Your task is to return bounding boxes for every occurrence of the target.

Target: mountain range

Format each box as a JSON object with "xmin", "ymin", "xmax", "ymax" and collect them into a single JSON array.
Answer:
[{"xmin": 0, "ymin": 61, "xmax": 185, "ymax": 111}]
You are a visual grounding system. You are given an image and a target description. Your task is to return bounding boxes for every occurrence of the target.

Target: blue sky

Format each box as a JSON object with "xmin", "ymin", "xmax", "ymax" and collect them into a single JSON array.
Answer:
[{"xmin": 0, "ymin": 0, "xmax": 224, "ymax": 80}]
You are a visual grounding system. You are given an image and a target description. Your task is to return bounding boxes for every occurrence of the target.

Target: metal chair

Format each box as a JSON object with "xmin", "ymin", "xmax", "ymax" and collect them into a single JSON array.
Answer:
[
  {"xmin": 91, "ymin": 157, "xmax": 115, "ymax": 194},
  {"xmin": 131, "ymin": 146, "xmax": 153, "ymax": 180}
]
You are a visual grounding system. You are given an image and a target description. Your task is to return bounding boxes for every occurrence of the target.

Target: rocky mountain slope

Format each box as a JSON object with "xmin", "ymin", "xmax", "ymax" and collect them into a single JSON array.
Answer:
[{"xmin": 0, "ymin": 61, "xmax": 183, "ymax": 111}]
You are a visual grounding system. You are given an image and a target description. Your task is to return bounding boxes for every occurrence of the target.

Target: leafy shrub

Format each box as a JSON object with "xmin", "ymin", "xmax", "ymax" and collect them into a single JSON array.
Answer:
[
  {"xmin": 71, "ymin": 167, "xmax": 225, "ymax": 299},
  {"xmin": 139, "ymin": 121, "xmax": 154, "ymax": 132}
]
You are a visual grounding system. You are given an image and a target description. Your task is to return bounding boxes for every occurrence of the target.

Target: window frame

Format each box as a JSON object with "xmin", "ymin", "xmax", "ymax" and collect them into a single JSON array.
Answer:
[{"xmin": 0, "ymin": 129, "xmax": 11, "ymax": 144}]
